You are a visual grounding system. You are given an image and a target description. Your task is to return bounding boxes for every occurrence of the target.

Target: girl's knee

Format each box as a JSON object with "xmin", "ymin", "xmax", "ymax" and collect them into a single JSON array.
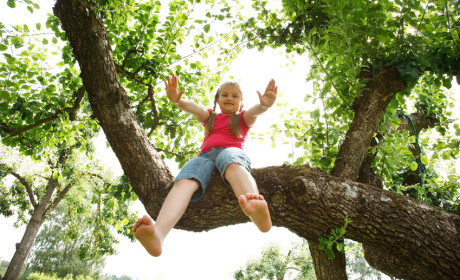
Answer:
[
  {"xmin": 227, "ymin": 162, "xmax": 241, "ymax": 170},
  {"xmin": 225, "ymin": 163, "xmax": 243, "ymax": 174},
  {"xmin": 174, "ymin": 178, "xmax": 200, "ymax": 192},
  {"xmin": 224, "ymin": 163, "xmax": 250, "ymax": 180}
]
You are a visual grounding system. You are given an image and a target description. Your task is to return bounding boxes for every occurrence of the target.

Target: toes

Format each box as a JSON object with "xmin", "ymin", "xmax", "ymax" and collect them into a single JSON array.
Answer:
[{"xmin": 238, "ymin": 194, "xmax": 248, "ymax": 206}]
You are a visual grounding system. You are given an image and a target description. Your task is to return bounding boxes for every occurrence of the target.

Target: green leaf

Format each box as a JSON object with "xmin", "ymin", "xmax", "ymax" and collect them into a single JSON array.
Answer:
[
  {"xmin": 310, "ymin": 108, "xmax": 320, "ymax": 119},
  {"xmin": 325, "ymin": 248, "xmax": 335, "ymax": 260},
  {"xmin": 0, "ymin": 91, "xmax": 11, "ymax": 100},
  {"xmin": 421, "ymin": 154, "xmax": 429, "ymax": 165},
  {"xmin": 409, "ymin": 161, "xmax": 419, "ymax": 171},
  {"xmin": 107, "ymin": 198, "xmax": 115, "ymax": 208},
  {"xmin": 0, "ymin": 44, "xmax": 8, "ymax": 51},
  {"xmin": 7, "ymin": 0, "xmax": 16, "ymax": 8},
  {"xmin": 336, "ymin": 242, "xmax": 344, "ymax": 252}
]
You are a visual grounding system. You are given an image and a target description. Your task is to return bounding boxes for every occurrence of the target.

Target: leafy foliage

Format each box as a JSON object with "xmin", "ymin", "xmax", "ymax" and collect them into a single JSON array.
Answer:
[
  {"xmin": 26, "ymin": 205, "xmax": 105, "ymax": 279},
  {"xmin": 0, "ymin": 12, "xmax": 96, "ymax": 158},
  {"xmin": 234, "ymin": 239, "xmax": 384, "ymax": 280},
  {"xmin": 318, "ymin": 216, "xmax": 351, "ymax": 260},
  {"xmin": 87, "ymin": 0, "xmax": 248, "ymax": 167},
  {"xmin": 233, "ymin": 241, "xmax": 315, "ymax": 280},
  {"xmin": 242, "ymin": 0, "xmax": 459, "ymax": 210},
  {"xmin": 26, "ymin": 272, "xmax": 94, "ymax": 280},
  {"xmin": 344, "ymin": 240, "xmax": 384, "ymax": 280}
]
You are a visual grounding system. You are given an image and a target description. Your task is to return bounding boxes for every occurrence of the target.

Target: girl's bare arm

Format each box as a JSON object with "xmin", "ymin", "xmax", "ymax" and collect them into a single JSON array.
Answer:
[
  {"xmin": 175, "ymin": 99, "xmax": 210, "ymax": 125},
  {"xmin": 244, "ymin": 79, "xmax": 278, "ymax": 127},
  {"xmin": 164, "ymin": 75, "xmax": 210, "ymax": 125}
]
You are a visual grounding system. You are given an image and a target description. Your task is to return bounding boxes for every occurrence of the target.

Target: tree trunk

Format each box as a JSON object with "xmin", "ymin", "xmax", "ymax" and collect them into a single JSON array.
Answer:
[
  {"xmin": 357, "ymin": 113, "xmax": 438, "ymax": 279},
  {"xmin": 309, "ymin": 240, "xmax": 347, "ymax": 280},
  {"xmin": 331, "ymin": 65, "xmax": 406, "ymax": 180},
  {"xmin": 309, "ymin": 66, "xmax": 406, "ymax": 279},
  {"xmin": 53, "ymin": 0, "xmax": 174, "ymax": 216},
  {"xmin": 53, "ymin": 1, "xmax": 460, "ymax": 279},
  {"xmin": 3, "ymin": 205, "xmax": 46, "ymax": 280},
  {"xmin": 4, "ymin": 165, "xmax": 64, "ymax": 280}
]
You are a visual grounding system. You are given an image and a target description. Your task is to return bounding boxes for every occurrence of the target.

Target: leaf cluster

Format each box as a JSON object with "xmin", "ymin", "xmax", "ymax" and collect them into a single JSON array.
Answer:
[
  {"xmin": 26, "ymin": 205, "xmax": 105, "ymax": 279},
  {"xmin": 233, "ymin": 241, "xmax": 315, "ymax": 280},
  {"xmin": 318, "ymin": 216, "xmax": 351, "ymax": 260},
  {"xmin": 0, "ymin": 15, "xmax": 98, "ymax": 158},
  {"xmin": 243, "ymin": 0, "xmax": 459, "ymax": 210},
  {"xmin": 87, "ymin": 0, "xmax": 245, "ymax": 166}
]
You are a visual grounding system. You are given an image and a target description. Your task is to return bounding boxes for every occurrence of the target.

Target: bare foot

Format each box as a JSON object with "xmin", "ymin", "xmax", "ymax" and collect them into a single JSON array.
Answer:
[
  {"xmin": 132, "ymin": 215, "xmax": 163, "ymax": 257},
  {"xmin": 238, "ymin": 193, "xmax": 272, "ymax": 232}
]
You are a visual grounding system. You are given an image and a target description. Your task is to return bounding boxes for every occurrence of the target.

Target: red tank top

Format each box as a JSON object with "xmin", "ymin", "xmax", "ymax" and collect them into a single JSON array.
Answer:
[{"xmin": 200, "ymin": 109, "xmax": 250, "ymax": 153}]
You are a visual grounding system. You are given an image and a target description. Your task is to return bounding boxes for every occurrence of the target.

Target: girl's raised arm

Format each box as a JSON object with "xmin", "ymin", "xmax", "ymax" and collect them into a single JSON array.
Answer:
[
  {"xmin": 164, "ymin": 75, "xmax": 210, "ymax": 125},
  {"xmin": 244, "ymin": 79, "xmax": 278, "ymax": 127}
]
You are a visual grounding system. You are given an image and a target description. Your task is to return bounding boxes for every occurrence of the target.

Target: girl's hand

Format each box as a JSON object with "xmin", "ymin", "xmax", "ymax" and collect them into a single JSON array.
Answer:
[
  {"xmin": 164, "ymin": 75, "xmax": 184, "ymax": 104},
  {"xmin": 257, "ymin": 79, "xmax": 278, "ymax": 108}
]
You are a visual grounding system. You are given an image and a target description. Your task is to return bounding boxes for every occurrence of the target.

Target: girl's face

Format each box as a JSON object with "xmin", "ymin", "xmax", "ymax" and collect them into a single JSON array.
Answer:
[{"xmin": 217, "ymin": 84, "xmax": 242, "ymax": 114}]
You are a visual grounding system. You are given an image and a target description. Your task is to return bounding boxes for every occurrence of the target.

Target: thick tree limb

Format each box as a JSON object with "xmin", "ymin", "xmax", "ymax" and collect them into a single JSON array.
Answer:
[
  {"xmin": 331, "ymin": 66, "xmax": 407, "ymax": 180},
  {"xmin": 173, "ymin": 165, "xmax": 460, "ymax": 279}
]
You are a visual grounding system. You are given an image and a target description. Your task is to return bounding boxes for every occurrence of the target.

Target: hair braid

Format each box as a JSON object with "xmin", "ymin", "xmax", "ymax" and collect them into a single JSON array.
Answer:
[
  {"xmin": 229, "ymin": 103, "xmax": 243, "ymax": 138},
  {"xmin": 205, "ymin": 93, "xmax": 218, "ymax": 138}
]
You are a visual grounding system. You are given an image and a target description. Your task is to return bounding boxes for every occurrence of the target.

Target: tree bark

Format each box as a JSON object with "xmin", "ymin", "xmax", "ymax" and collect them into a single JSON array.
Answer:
[
  {"xmin": 357, "ymin": 113, "xmax": 438, "ymax": 279},
  {"xmin": 309, "ymin": 240, "xmax": 347, "ymax": 280},
  {"xmin": 53, "ymin": 1, "xmax": 460, "ymax": 279},
  {"xmin": 331, "ymin": 65, "xmax": 407, "ymax": 180},
  {"xmin": 310, "ymin": 66, "xmax": 405, "ymax": 279}
]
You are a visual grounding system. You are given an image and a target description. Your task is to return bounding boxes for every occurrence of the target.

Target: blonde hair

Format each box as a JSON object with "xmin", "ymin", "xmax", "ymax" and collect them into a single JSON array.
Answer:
[{"xmin": 205, "ymin": 82, "xmax": 244, "ymax": 138}]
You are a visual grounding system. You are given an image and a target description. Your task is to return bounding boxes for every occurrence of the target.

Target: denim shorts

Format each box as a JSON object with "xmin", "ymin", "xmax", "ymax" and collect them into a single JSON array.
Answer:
[{"xmin": 174, "ymin": 147, "xmax": 252, "ymax": 202}]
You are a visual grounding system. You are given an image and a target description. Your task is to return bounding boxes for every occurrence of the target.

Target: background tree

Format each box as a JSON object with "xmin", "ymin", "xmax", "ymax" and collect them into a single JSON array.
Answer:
[
  {"xmin": 233, "ymin": 240, "xmax": 383, "ymax": 280},
  {"xmin": 24, "ymin": 175, "xmax": 137, "ymax": 279},
  {"xmin": 0, "ymin": 143, "xmax": 136, "ymax": 280},
  {"xmin": 233, "ymin": 241, "xmax": 315, "ymax": 280},
  {"xmin": 25, "ymin": 205, "xmax": 106, "ymax": 279},
  {"xmin": 0, "ymin": 2, "xmax": 138, "ymax": 279}
]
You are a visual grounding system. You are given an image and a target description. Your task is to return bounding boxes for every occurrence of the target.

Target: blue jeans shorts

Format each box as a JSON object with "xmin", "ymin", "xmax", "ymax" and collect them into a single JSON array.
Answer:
[{"xmin": 174, "ymin": 147, "xmax": 252, "ymax": 202}]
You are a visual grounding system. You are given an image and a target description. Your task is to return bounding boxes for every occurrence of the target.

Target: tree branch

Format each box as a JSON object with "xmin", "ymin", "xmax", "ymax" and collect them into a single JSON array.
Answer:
[
  {"xmin": 147, "ymin": 85, "xmax": 160, "ymax": 137},
  {"xmin": 1, "ymin": 86, "xmax": 86, "ymax": 136},
  {"xmin": 46, "ymin": 183, "xmax": 73, "ymax": 216},
  {"xmin": 8, "ymin": 168, "xmax": 38, "ymax": 208}
]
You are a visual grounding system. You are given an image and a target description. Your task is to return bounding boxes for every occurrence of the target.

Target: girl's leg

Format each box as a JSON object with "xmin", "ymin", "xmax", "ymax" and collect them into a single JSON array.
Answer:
[
  {"xmin": 132, "ymin": 178, "xmax": 199, "ymax": 256},
  {"xmin": 224, "ymin": 163, "xmax": 272, "ymax": 232}
]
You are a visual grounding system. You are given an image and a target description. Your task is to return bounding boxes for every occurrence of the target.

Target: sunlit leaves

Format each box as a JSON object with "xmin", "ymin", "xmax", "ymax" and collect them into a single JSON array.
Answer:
[
  {"xmin": 0, "ymin": 13, "xmax": 96, "ymax": 158},
  {"xmin": 87, "ymin": 0, "xmax": 244, "ymax": 166},
  {"xmin": 234, "ymin": 240, "xmax": 315, "ymax": 280}
]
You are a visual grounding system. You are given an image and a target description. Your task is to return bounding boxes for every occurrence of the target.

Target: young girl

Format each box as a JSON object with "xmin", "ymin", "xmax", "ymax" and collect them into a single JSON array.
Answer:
[{"xmin": 132, "ymin": 75, "xmax": 278, "ymax": 257}]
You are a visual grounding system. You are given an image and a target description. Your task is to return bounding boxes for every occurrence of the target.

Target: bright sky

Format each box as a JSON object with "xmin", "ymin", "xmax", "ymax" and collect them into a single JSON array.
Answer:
[{"xmin": 0, "ymin": 1, "xmax": 309, "ymax": 279}]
